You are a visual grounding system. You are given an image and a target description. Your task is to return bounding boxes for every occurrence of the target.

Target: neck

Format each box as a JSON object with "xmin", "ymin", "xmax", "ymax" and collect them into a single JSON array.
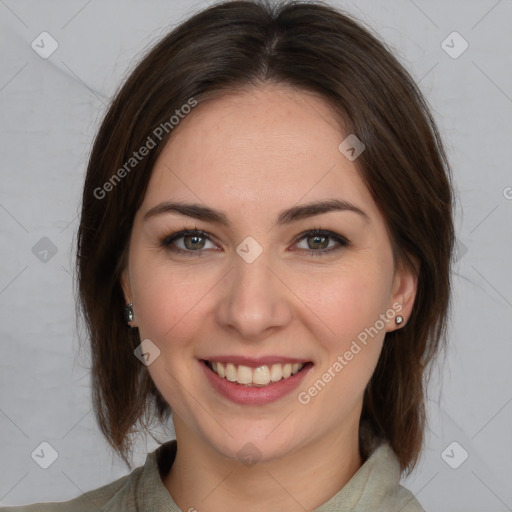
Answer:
[{"xmin": 163, "ymin": 417, "xmax": 363, "ymax": 512}]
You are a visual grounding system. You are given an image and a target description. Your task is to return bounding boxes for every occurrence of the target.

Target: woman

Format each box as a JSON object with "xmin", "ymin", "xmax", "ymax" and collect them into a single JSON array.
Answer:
[{"xmin": 1, "ymin": 0, "xmax": 453, "ymax": 510}]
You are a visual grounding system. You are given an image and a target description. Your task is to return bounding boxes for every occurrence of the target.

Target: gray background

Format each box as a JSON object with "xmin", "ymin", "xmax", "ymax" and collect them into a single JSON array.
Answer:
[{"xmin": 1, "ymin": 0, "xmax": 511, "ymax": 510}]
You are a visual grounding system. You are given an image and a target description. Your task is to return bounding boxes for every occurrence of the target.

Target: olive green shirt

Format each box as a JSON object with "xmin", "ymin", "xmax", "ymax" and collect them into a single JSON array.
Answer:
[{"xmin": 0, "ymin": 435, "xmax": 425, "ymax": 511}]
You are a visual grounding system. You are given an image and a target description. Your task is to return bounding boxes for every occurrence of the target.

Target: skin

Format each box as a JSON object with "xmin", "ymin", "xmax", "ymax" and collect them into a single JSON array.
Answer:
[{"xmin": 121, "ymin": 83, "xmax": 417, "ymax": 512}]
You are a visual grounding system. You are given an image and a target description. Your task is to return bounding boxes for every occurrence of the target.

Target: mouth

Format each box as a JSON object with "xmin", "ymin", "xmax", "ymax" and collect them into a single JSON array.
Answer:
[{"xmin": 202, "ymin": 359, "xmax": 311, "ymax": 387}]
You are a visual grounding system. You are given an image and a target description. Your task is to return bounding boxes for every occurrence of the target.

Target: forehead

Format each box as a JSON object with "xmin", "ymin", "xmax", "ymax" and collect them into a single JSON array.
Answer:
[{"xmin": 142, "ymin": 84, "xmax": 377, "ymax": 221}]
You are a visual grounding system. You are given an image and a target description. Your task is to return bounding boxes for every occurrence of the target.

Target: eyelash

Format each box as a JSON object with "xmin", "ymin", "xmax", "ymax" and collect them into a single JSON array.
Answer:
[{"xmin": 160, "ymin": 225, "xmax": 349, "ymax": 257}]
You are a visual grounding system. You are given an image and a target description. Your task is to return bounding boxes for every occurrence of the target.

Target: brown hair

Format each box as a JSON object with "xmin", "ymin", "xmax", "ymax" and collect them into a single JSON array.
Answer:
[{"xmin": 77, "ymin": 0, "xmax": 454, "ymax": 473}]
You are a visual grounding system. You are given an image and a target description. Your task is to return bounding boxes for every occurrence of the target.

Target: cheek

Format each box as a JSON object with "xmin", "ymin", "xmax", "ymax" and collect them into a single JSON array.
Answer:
[
  {"xmin": 296, "ymin": 257, "xmax": 393, "ymax": 345},
  {"xmin": 129, "ymin": 253, "xmax": 210, "ymax": 341},
  {"xmin": 295, "ymin": 263, "xmax": 392, "ymax": 414},
  {"xmin": 129, "ymin": 257, "xmax": 209, "ymax": 407}
]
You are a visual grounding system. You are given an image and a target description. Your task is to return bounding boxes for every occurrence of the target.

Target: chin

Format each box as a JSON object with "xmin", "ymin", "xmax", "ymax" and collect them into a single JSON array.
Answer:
[{"xmin": 196, "ymin": 418, "xmax": 305, "ymax": 465}]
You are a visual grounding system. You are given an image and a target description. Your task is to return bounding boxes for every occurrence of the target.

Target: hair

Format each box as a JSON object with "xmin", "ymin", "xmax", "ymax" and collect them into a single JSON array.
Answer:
[{"xmin": 76, "ymin": 0, "xmax": 454, "ymax": 474}]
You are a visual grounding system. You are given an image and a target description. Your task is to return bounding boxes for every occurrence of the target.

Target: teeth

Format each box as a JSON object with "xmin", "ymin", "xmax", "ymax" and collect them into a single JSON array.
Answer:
[
  {"xmin": 225, "ymin": 363, "xmax": 237, "ymax": 382},
  {"xmin": 237, "ymin": 365, "xmax": 253, "ymax": 384},
  {"xmin": 270, "ymin": 364, "xmax": 282, "ymax": 382},
  {"xmin": 209, "ymin": 361, "xmax": 305, "ymax": 386},
  {"xmin": 253, "ymin": 365, "xmax": 270, "ymax": 385}
]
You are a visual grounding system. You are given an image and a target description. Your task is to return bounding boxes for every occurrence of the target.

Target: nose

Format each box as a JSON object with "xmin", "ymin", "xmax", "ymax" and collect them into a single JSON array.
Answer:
[{"xmin": 215, "ymin": 250, "xmax": 293, "ymax": 342}]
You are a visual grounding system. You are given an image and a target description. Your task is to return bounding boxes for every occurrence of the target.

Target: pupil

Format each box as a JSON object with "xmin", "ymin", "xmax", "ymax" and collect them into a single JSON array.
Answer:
[
  {"xmin": 310, "ymin": 235, "xmax": 327, "ymax": 249},
  {"xmin": 185, "ymin": 235, "xmax": 204, "ymax": 250}
]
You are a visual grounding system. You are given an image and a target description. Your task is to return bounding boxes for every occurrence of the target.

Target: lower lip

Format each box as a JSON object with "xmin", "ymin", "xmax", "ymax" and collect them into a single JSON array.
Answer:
[{"xmin": 200, "ymin": 360, "xmax": 313, "ymax": 405}]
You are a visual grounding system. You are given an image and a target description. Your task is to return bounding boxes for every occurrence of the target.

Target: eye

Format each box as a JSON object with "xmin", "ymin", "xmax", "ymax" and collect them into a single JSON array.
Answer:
[
  {"xmin": 160, "ymin": 227, "xmax": 349, "ymax": 257},
  {"xmin": 161, "ymin": 228, "xmax": 217, "ymax": 255},
  {"xmin": 293, "ymin": 229, "xmax": 349, "ymax": 256}
]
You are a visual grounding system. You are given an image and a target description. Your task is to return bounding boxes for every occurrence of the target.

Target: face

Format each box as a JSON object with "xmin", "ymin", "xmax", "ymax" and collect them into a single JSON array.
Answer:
[{"xmin": 121, "ymin": 84, "xmax": 417, "ymax": 463}]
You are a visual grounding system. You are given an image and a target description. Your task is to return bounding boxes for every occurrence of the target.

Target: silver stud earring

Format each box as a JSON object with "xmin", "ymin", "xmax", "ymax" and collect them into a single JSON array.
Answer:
[
  {"xmin": 124, "ymin": 303, "xmax": 134, "ymax": 323},
  {"xmin": 395, "ymin": 315, "xmax": 404, "ymax": 325}
]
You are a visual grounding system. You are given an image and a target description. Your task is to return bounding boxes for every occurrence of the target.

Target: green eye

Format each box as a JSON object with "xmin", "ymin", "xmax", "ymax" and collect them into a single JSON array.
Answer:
[
  {"xmin": 294, "ymin": 229, "xmax": 349, "ymax": 256},
  {"xmin": 161, "ymin": 227, "xmax": 349, "ymax": 257},
  {"xmin": 162, "ymin": 229, "xmax": 215, "ymax": 255}
]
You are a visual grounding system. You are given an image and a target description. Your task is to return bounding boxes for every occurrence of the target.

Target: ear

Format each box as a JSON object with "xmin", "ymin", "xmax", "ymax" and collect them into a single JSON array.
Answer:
[
  {"xmin": 120, "ymin": 267, "xmax": 132, "ymax": 302},
  {"xmin": 386, "ymin": 258, "xmax": 418, "ymax": 332},
  {"xmin": 120, "ymin": 268, "xmax": 137, "ymax": 327}
]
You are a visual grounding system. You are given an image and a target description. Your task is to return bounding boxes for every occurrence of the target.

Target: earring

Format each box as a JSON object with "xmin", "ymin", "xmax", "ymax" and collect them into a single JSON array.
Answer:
[
  {"xmin": 124, "ymin": 303, "xmax": 134, "ymax": 323},
  {"xmin": 395, "ymin": 315, "xmax": 404, "ymax": 325}
]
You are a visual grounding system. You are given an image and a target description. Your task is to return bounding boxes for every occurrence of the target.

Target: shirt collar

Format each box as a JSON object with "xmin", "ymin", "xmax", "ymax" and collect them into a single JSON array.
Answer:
[{"xmin": 135, "ymin": 423, "xmax": 403, "ymax": 511}]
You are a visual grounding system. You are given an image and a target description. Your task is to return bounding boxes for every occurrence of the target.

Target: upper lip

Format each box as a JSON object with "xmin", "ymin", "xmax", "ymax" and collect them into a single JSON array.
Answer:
[{"xmin": 200, "ymin": 355, "xmax": 310, "ymax": 368}]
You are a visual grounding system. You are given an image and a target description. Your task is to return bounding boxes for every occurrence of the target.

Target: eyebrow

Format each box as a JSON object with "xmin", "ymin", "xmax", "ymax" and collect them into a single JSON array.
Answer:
[{"xmin": 143, "ymin": 199, "xmax": 370, "ymax": 225}]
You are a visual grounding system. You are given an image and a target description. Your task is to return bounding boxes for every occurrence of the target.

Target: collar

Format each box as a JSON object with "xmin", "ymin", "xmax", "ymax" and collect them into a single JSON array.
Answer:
[{"xmin": 130, "ymin": 424, "xmax": 420, "ymax": 511}]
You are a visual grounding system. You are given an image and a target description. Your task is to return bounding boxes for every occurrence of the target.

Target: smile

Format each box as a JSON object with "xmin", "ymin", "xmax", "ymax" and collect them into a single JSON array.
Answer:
[
  {"xmin": 200, "ymin": 357, "xmax": 313, "ymax": 405},
  {"xmin": 206, "ymin": 360, "xmax": 305, "ymax": 386}
]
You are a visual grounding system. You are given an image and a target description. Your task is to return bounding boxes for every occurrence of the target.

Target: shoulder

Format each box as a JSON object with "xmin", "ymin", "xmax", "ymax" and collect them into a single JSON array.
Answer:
[
  {"xmin": 391, "ymin": 484, "xmax": 427, "ymax": 512},
  {"xmin": 0, "ymin": 440, "xmax": 178, "ymax": 512},
  {"xmin": 358, "ymin": 444, "xmax": 427, "ymax": 512},
  {"xmin": 0, "ymin": 464, "xmax": 145, "ymax": 512},
  {"xmin": 314, "ymin": 434, "xmax": 427, "ymax": 512},
  {"xmin": 358, "ymin": 425, "xmax": 426, "ymax": 511},
  {"xmin": 362, "ymin": 443, "xmax": 426, "ymax": 511}
]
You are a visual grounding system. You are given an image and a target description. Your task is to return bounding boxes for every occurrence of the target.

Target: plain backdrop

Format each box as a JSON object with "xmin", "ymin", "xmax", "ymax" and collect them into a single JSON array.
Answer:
[{"xmin": 1, "ymin": 0, "xmax": 511, "ymax": 510}]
